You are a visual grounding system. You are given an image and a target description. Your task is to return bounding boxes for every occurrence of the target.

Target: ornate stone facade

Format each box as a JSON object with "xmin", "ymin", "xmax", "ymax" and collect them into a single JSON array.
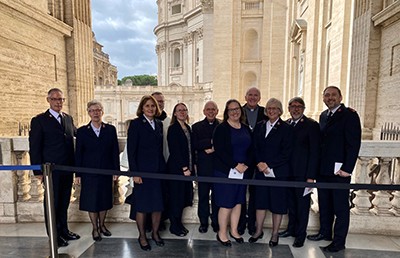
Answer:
[
  {"xmin": 155, "ymin": 0, "xmax": 400, "ymax": 139},
  {"xmin": 93, "ymin": 35, "xmax": 118, "ymax": 87},
  {"xmin": 0, "ymin": 0, "xmax": 94, "ymax": 136}
]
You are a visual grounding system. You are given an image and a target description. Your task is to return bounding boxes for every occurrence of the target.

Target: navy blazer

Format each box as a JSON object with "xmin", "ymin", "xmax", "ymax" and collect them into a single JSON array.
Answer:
[
  {"xmin": 29, "ymin": 109, "xmax": 75, "ymax": 175},
  {"xmin": 287, "ymin": 115, "xmax": 320, "ymax": 180},
  {"xmin": 319, "ymin": 104, "xmax": 361, "ymax": 176},
  {"xmin": 212, "ymin": 121, "xmax": 254, "ymax": 176},
  {"xmin": 253, "ymin": 118, "xmax": 294, "ymax": 178},
  {"xmin": 167, "ymin": 121, "xmax": 194, "ymax": 174},
  {"xmin": 127, "ymin": 115, "xmax": 166, "ymax": 173},
  {"xmin": 75, "ymin": 122, "xmax": 120, "ymax": 175}
]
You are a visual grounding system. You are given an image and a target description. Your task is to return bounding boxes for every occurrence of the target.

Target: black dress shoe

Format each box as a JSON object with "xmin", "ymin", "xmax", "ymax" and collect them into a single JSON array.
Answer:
[
  {"xmin": 249, "ymin": 232, "xmax": 264, "ymax": 243},
  {"xmin": 100, "ymin": 226, "xmax": 112, "ymax": 237},
  {"xmin": 62, "ymin": 231, "xmax": 80, "ymax": 240},
  {"xmin": 292, "ymin": 238, "xmax": 304, "ymax": 248},
  {"xmin": 138, "ymin": 237, "xmax": 151, "ymax": 251},
  {"xmin": 199, "ymin": 224, "xmax": 208, "ymax": 233},
  {"xmin": 323, "ymin": 242, "xmax": 345, "ymax": 252},
  {"xmin": 151, "ymin": 233, "xmax": 165, "ymax": 247},
  {"xmin": 237, "ymin": 226, "xmax": 245, "ymax": 236},
  {"xmin": 57, "ymin": 236, "xmax": 69, "ymax": 247},
  {"xmin": 216, "ymin": 234, "xmax": 232, "ymax": 247},
  {"xmin": 229, "ymin": 232, "xmax": 244, "ymax": 243},
  {"xmin": 278, "ymin": 230, "xmax": 294, "ymax": 238},
  {"xmin": 307, "ymin": 233, "xmax": 332, "ymax": 241},
  {"xmin": 170, "ymin": 229, "xmax": 186, "ymax": 237},
  {"xmin": 269, "ymin": 234, "xmax": 279, "ymax": 247},
  {"xmin": 92, "ymin": 229, "xmax": 102, "ymax": 242},
  {"xmin": 181, "ymin": 226, "xmax": 189, "ymax": 234}
]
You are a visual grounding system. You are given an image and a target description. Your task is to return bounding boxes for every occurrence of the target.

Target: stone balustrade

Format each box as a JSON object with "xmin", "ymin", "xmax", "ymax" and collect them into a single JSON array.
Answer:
[{"xmin": 0, "ymin": 138, "xmax": 399, "ymax": 235}]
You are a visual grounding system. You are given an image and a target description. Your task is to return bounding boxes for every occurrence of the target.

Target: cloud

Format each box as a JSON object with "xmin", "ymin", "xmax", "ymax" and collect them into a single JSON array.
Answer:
[{"xmin": 92, "ymin": 0, "xmax": 158, "ymax": 78}]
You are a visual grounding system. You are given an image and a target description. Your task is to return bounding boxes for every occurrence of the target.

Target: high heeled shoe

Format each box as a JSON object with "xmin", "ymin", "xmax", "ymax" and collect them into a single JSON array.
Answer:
[
  {"xmin": 249, "ymin": 232, "xmax": 264, "ymax": 243},
  {"xmin": 92, "ymin": 229, "xmax": 102, "ymax": 242},
  {"xmin": 100, "ymin": 225, "xmax": 112, "ymax": 237},
  {"xmin": 229, "ymin": 231, "xmax": 244, "ymax": 243},
  {"xmin": 216, "ymin": 234, "xmax": 232, "ymax": 247},
  {"xmin": 269, "ymin": 234, "xmax": 279, "ymax": 247},
  {"xmin": 151, "ymin": 233, "xmax": 165, "ymax": 247},
  {"xmin": 138, "ymin": 237, "xmax": 151, "ymax": 251}
]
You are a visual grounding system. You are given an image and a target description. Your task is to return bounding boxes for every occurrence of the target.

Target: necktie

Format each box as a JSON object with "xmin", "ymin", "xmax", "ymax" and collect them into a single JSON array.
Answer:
[
  {"xmin": 58, "ymin": 114, "xmax": 64, "ymax": 128},
  {"xmin": 290, "ymin": 121, "xmax": 296, "ymax": 127},
  {"xmin": 327, "ymin": 111, "xmax": 333, "ymax": 122}
]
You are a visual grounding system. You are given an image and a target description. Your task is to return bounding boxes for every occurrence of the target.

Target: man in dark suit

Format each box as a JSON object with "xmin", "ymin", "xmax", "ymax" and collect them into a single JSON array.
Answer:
[
  {"xmin": 240, "ymin": 87, "xmax": 268, "ymax": 235},
  {"xmin": 279, "ymin": 97, "xmax": 320, "ymax": 248},
  {"xmin": 307, "ymin": 86, "xmax": 361, "ymax": 253},
  {"xmin": 192, "ymin": 101, "xmax": 220, "ymax": 233},
  {"xmin": 29, "ymin": 88, "xmax": 80, "ymax": 247}
]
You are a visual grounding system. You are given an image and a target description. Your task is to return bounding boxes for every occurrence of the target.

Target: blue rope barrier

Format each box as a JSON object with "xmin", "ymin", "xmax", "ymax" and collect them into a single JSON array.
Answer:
[{"xmin": 0, "ymin": 165, "xmax": 41, "ymax": 171}]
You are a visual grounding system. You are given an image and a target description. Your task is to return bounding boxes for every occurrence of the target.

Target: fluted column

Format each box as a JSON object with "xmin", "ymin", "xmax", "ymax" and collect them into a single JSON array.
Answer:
[
  {"xmin": 351, "ymin": 157, "xmax": 373, "ymax": 215},
  {"xmin": 15, "ymin": 151, "xmax": 31, "ymax": 201},
  {"xmin": 390, "ymin": 158, "xmax": 400, "ymax": 216},
  {"xmin": 370, "ymin": 158, "xmax": 393, "ymax": 216}
]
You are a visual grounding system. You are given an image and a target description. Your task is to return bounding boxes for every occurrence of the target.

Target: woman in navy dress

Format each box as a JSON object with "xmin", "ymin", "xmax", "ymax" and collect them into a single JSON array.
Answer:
[
  {"xmin": 75, "ymin": 100, "xmax": 120, "ymax": 242},
  {"xmin": 166, "ymin": 103, "xmax": 194, "ymax": 237},
  {"xmin": 213, "ymin": 99, "xmax": 253, "ymax": 246},
  {"xmin": 249, "ymin": 98, "xmax": 294, "ymax": 247},
  {"xmin": 127, "ymin": 95, "xmax": 166, "ymax": 251}
]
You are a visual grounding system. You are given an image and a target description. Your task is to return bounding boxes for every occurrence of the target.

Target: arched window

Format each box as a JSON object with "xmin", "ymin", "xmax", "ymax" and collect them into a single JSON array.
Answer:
[
  {"xmin": 243, "ymin": 71, "xmax": 257, "ymax": 88},
  {"xmin": 244, "ymin": 29, "xmax": 259, "ymax": 60},
  {"xmin": 174, "ymin": 48, "xmax": 180, "ymax": 67}
]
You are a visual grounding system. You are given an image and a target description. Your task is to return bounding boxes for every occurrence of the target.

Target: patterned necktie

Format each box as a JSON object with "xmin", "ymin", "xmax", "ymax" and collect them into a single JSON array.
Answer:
[{"xmin": 290, "ymin": 121, "xmax": 296, "ymax": 127}]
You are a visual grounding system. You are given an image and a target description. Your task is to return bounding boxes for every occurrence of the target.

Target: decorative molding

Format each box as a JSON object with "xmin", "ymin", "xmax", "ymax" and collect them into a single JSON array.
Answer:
[{"xmin": 201, "ymin": 0, "xmax": 213, "ymax": 11}]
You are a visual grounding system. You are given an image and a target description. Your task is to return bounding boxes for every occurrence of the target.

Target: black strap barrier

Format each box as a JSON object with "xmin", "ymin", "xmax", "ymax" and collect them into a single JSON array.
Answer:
[{"xmin": 54, "ymin": 165, "xmax": 400, "ymax": 191}]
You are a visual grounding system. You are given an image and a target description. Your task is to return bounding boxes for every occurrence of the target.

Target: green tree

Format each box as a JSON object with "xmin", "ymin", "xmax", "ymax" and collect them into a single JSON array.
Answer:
[{"xmin": 120, "ymin": 75, "xmax": 157, "ymax": 86}]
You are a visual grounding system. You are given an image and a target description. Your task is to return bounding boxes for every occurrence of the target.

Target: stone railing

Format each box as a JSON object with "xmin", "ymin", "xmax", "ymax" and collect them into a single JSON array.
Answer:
[{"xmin": 0, "ymin": 138, "xmax": 399, "ymax": 235}]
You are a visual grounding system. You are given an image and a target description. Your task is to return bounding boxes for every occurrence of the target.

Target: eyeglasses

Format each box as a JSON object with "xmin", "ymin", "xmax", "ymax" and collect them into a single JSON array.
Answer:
[
  {"xmin": 49, "ymin": 98, "xmax": 65, "ymax": 102},
  {"xmin": 176, "ymin": 109, "xmax": 188, "ymax": 113},
  {"xmin": 289, "ymin": 105, "xmax": 304, "ymax": 110},
  {"xmin": 88, "ymin": 109, "xmax": 103, "ymax": 113},
  {"xmin": 228, "ymin": 107, "xmax": 241, "ymax": 113}
]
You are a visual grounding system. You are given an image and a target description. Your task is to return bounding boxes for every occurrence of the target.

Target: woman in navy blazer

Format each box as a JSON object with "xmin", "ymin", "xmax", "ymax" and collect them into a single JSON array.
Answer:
[
  {"xmin": 250, "ymin": 98, "xmax": 294, "ymax": 247},
  {"xmin": 166, "ymin": 103, "xmax": 194, "ymax": 237},
  {"xmin": 213, "ymin": 99, "xmax": 253, "ymax": 246},
  {"xmin": 75, "ymin": 100, "xmax": 120, "ymax": 242},
  {"xmin": 127, "ymin": 95, "xmax": 166, "ymax": 251}
]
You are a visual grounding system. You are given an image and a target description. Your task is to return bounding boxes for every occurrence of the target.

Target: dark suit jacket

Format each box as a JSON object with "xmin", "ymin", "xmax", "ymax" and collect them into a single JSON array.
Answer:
[
  {"xmin": 242, "ymin": 104, "xmax": 268, "ymax": 130},
  {"xmin": 127, "ymin": 115, "xmax": 166, "ymax": 173},
  {"xmin": 319, "ymin": 104, "xmax": 361, "ymax": 176},
  {"xmin": 287, "ymin": 115, "xmax": 320, "ymax": 180},
  {"xmin": 192, "ymin": 118, "xmax": 220, "ymax": 176},
  {"xmin": 253, "ymin": 118, "xmax": 294, "ymax": 178},
  {"xmin": 29, "ymin": 109, "xmax": 75, "ymax": 175},
  {"xmin": 75, "ymin": 122, "xmax": 120, "ymax": 173},
  {"xmin": 167, "ymin": 121, "xmax": 194, "ymax": 174},
  {"xmin": 212, "ymin": 121, "xmax": 254, "ymax": 176}
]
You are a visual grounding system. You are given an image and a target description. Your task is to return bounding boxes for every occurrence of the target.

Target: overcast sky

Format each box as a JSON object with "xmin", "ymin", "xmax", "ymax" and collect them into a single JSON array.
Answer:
[{"xmin": 92, "ymin": 0, "xmax": 158, "ymax": 79}]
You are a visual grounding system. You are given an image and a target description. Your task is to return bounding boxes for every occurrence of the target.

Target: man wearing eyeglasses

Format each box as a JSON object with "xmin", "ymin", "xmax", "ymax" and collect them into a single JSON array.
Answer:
[
  {"xmin": 278, "ymin": 97, "xmax": 320, "ymax": 248},
  {"xmin": 29, "ymin": 88, "xmax": 80, "ymax": 247}
]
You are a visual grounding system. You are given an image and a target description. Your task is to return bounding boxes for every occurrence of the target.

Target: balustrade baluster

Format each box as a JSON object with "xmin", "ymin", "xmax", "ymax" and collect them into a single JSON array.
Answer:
[
  {"xmin": 390, "ymin": 158, "xmax": 400, "ymax": 216},
  {"xmin": 371, "ymin": 158, "xmax": 394, "ymax": 216},
  {"xmin": 351, "ymin": 157, "xmax": 373, "ymax": 215},
  {"xmin": 15, "ymin": 151, "xmax": 31, "ymax": 201}
]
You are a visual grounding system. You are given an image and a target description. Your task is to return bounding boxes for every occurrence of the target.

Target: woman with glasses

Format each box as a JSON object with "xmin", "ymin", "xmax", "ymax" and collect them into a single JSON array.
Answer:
[
  {"xmin": 212, "ymin": 99, "xmax": 253, "ymax": 247},
  {"xmin": 166, "ymin": 103, "xmax": 194, "ymax": 237},
  {"xmin": 127, "ymin": 95, "xmax": 166, "ymax": 251},
  {"xmin": 75, "ymin": 100, "xmax": 120, "ymax": 242},
  {"xmin": 249, "ymin": 98, "xmax": 294, "ymax": 247}
]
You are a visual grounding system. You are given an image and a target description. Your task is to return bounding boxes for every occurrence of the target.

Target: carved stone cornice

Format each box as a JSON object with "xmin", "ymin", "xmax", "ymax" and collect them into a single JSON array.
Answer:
[{"xmin": 196, "ymin": 27, "xmax": 203, "ymax": 39}]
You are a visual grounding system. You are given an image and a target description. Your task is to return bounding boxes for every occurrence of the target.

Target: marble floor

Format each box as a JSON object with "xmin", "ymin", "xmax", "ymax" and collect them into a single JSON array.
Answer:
[{"xmin": 1, "ymin": 222, "xmax": 400, "ymax": 258}]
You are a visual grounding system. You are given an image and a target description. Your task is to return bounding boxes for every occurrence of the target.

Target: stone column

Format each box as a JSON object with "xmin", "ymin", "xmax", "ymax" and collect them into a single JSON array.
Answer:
[
  {"xmin": 351, "ymin": 157, "xmax": 373, "ymax": 215},
  {"xmin": 370, "ymin": 158, "xmax": 394, "ymax": 216}
]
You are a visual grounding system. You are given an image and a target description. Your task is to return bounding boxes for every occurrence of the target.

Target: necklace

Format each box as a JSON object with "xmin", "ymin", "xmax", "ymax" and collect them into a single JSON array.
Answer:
[{"xmin": 228, "ymin": 120, "xmax": 241, "ymax": 129}]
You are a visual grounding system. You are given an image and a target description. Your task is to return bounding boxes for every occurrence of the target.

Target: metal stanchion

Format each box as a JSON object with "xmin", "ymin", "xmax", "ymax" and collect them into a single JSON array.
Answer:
[{"xmin": 42, "ymin": 163, "xmax": 73, "ymax": 258}]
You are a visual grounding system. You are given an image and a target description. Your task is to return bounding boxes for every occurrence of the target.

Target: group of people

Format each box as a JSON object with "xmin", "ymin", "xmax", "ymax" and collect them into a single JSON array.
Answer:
[{"xmin": 29, "ymin": 85, "xmax": 361, "ymax": 254}]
